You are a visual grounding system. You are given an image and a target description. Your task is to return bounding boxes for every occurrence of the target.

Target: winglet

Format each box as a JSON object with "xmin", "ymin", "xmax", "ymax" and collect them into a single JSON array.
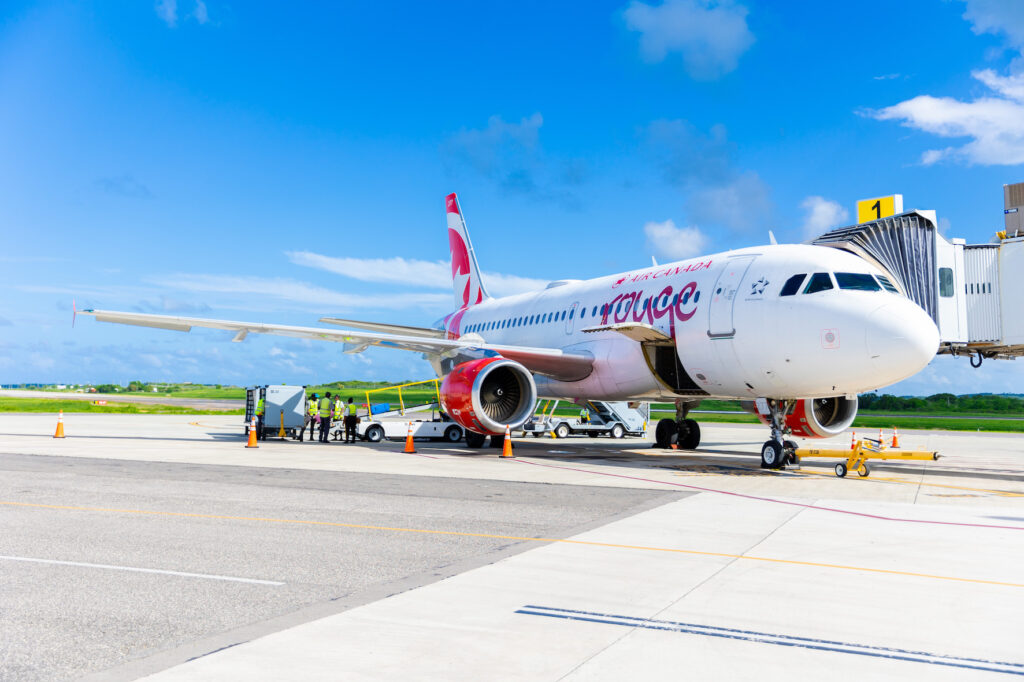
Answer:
[{"xmin": 768, "ymin": 230, "xmax": 778, "ymax": 246}]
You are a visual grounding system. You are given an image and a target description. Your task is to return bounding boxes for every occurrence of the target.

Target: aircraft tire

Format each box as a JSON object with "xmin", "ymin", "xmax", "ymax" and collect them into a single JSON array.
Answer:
[
  {"xmin": 490, "ymin": 434, "xmax": 505, "ymax": 448},
  {"xmin": 465, "ymin": 430, "xmax": 487, "ymax": 448},
  {"xmin": 654, "ymin": 419, "xmax": 677, "ymax": 448},
  {"xmin": 761, "ymin": 440, "xmax": 783, "ymax": 469},
  {"xmin": 678, "ymin": 419, "xmax": 700, "ymax": 450}
]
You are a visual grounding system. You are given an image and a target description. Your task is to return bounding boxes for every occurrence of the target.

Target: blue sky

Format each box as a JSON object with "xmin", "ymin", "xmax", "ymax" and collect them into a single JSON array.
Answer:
[{"xmin": 2, "ymin": 0, "xmax": 1024, "ymax": 394}]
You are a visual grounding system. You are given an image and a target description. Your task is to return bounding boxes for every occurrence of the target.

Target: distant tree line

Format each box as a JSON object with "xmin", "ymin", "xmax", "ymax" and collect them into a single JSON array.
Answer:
[{"xmin": 859, "ymin": 392, "xmax": 1024, "ymax": 414}]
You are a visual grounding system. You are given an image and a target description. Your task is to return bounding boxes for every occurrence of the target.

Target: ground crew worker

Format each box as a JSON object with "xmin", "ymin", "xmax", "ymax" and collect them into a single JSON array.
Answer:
[
  {"xmin": 344, "ymin": 397, "xmax": 359, "ymax": 443},
  {"xmin": 255, "ymin": 393, "xmax": 266, "ymax": 440},
  {"xmin": 301, "ymin": 393, "xmax": 318, "ymax": 441},
  {"xmin": 318, "ymin": 391, "xmax": 333, "ymax": 443},
  {"xmin": 332, "ymin": 396, "xmax": 344, "ymax": 440},
  {"xmin": 579, "ymin": 406, "xmax": 590, "ymax": 424}
]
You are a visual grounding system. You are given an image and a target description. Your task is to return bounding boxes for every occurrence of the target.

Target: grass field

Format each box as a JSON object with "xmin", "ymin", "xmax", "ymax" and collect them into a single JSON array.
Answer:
[
  {"xmin": 649, "ymin": 409, "xmax": 1024, "ymax": 433},
  {"xmin": 0, "ymin": 398, "xmax": 243, "ymax": 415}
]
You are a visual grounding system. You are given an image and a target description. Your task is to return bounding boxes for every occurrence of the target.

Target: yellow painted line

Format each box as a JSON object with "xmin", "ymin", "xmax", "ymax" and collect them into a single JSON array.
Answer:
[{"xmin": 3, "ymin": 500, "xmax": 1022, "ymax": 589}]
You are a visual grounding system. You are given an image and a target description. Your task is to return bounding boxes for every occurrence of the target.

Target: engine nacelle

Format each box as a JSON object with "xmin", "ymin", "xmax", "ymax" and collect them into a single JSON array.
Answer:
[
  {"xmin": 440, "ymin": 358, "xmax": 537, "ymax": 435},
  {"xmin": 749, "ymin": 397, "xmax": 858, "ymax": 438}
]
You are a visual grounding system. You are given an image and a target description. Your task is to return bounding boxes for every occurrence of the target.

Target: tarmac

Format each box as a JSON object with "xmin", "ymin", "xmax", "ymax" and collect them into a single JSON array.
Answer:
[{"xmin": 0, "ymin": 413, "xmax": 1022, "ymax": 680}]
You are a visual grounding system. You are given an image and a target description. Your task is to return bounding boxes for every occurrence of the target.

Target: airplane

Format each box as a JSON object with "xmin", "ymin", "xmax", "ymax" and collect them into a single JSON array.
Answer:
[{"xmin": 80, "ymin": 193, "xmax": 939, "ymax": 468}]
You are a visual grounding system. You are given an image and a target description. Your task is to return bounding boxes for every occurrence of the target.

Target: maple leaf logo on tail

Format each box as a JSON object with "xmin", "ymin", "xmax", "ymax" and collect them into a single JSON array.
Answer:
[{"xmin": 445, "ymin": 193, "xmax": 490, "ymax": 309}]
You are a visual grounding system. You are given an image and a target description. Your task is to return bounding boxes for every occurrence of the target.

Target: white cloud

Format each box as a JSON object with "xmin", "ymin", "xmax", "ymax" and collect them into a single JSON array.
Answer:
[
  {"xmin": 799, "ymin": 196, "xmax": 850, "ymax": 239},
  {"xmin": 148, "ymin": 274, "xmax": 451, "ymax": 311},
  {"xmin": 155, "ymin": 0, "xmax": 177, "ymax": 27},
  {"xmin": 156, "ymin": 0, "xmax": 209, "ymax": 28},
  {"xmin": 286, "ymin": 251, "xmax": 549, "ymax": 297},
  {"xmin": 644, "ymin": 219, "xmax": 708, "ymax": 260},
  {"xmin": 961, "ymin": 0, "xmax": 1024, "ymax": 51},
  {"xmin": 623, "ymin": 0, "xmax": 754, "ymax": 80},
  {"xmin": 866, "ymin": 2, "xmax": 1024, "ymax": 166},
  {"xmin": 867, "ymin": 69, "xmax": 1024, "ymax": 166},
  {"xmin": 193, "ymin": 0, "xmax": 209, "ymax": 24},
  {"xmin": 687, "ymin": 171, "xmax": 772, "ymax": 232}
]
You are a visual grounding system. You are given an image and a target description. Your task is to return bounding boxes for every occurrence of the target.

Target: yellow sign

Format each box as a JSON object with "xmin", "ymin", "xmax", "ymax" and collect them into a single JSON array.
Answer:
[{"xmin": 857, "ymin": 194, "xmax": 903, "ymax": 223}]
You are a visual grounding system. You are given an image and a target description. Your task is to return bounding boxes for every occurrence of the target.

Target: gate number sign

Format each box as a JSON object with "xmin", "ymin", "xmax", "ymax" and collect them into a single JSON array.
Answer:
[{"xmin": 857, "ymin": 194, "xmax": 903, "ymax": 224}]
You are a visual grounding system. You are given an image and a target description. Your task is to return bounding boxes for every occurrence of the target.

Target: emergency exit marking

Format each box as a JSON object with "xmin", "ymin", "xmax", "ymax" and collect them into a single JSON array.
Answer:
[{"xmin": 857, "ymin": 194, "xmax": 903, "ymax": 224}]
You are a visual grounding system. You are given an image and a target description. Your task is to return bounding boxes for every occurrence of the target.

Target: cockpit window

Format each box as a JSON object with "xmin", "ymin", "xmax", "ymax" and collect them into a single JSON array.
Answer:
[
  {"xmin": 779, "ymin": 274, "xmax": 806, "ymax": 296},
  {"xmin": 875, "ymin": 275, "xmax": 898, "ymax": 293},
  {"xmin": 835, "ymin": 272, "xmax": 881, "ymax": 291},
  {"xmin": 803, "ymin": 272, "xmax": 834, "ymax": 294}
]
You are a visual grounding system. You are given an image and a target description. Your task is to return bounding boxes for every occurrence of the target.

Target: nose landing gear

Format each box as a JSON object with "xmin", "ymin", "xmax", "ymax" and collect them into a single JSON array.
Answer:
[{"xmin": 759, "ymin": 398, "xmax": 798, "ymax": 470}]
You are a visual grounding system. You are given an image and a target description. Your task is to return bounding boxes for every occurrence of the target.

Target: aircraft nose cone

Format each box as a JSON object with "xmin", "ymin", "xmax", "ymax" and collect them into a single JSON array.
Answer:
[{"xmin": 865, "ymin": 301, "xmax": 939, "ymax": 381}]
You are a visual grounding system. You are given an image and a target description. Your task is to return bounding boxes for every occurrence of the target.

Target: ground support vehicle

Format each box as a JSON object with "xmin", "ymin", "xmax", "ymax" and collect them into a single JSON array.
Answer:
[
  {"xmin": 522, "ymin": 400, "xmax": 647, "ymax": 439},
  {"xmin": 355, "ymin": 407, "xmax": 465, "ymax": 444},
  {"xmin": 788, "ymin": 438, "xmax": 939, "ymax": 478},
  {"xmin": 245, "ymin": 385, "xmax": 306, "ymax": 439},
  {"xmin": 328, "ymin": 379, "xmax": 466, "ymax": 443}
]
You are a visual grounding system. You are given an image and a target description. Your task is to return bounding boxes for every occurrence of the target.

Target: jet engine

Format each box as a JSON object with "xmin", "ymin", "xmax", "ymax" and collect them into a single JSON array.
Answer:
[
  {"xmin": 749, "ymin": 396, "xmax": 858, "ymax": 438},
  {"xmin": 439, "ymin": 357, "xmax": 537, "ymax": 435}
]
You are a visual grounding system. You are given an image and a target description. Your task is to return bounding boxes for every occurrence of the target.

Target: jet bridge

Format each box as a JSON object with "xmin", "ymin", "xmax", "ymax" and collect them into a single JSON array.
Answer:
[{"xmin": 811, "ymin": 182, "xmax": 1024, "ymax": 363}]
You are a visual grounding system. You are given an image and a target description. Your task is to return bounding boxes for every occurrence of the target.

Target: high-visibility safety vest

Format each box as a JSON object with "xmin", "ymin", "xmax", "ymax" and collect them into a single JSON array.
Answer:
[
  {"xmin": 345, "ymin": 403, "xmax": 355, "ymax": 417},
  {"xmin": 318, "ymin": 397, "xmax": 332, "ymax": 418},
  {"xmin": 333, "ymin": 400, "xmax": 343, "ymax": 419},
  {"xmin": 256, "ymin": 398, "xmax": 265, "ymax": 416},
  {"xmin": 307, "ymin": 400, "xmax": 317, "ymax": 417},
  {"xmin": 580, "ymin": 409, "xmax": 589, "ymax": 420}
]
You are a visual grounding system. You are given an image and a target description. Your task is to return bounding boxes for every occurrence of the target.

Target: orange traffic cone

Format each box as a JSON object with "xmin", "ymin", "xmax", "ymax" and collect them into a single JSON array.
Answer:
[
  {"xmin": 500, "ymin": 424, "xmax": 514, "ymax": 458},
  {"xmin": 891, "ymin": 427, "xmax": 900, "ymax": 448},
  {"xmin": 878, "ymin": 428, "xmax": 885, "ymax": 445},
  {"xmin": 53, "ymin": 410, "xmax": 65, "ymax": 439},
  {"xmin": 850, "ymin": 431, "xmax": 856, "ymax": 450},
  {"xmin": 245, "ymin": 417, "xmax": 258, "ymax": 448},
  {"xmin": 404, "ymin": 422, "xmax": 416, "ymax": 453}
]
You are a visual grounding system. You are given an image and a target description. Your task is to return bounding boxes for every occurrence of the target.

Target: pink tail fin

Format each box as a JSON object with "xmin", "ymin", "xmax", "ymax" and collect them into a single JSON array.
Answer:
[{"xmin": 446, "ymin": 193, "xmax": 489, "ymax": 308}]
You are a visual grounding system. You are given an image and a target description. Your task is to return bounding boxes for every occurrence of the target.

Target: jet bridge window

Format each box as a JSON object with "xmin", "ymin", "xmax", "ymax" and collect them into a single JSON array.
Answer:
[
  {"xmin": 835, "ymin": 272, "xmax": 881, "ymax": 291},
  {"xmin": 803, "ymin": 272, "xmax": 834, "ymax": 294},
  {"xmin": 939, "ymin": 267, "xmax": 954, "ymax": 298},
  {"xmin": 779, "ymin": 274, "xmax": 806, "ymax": 296}
]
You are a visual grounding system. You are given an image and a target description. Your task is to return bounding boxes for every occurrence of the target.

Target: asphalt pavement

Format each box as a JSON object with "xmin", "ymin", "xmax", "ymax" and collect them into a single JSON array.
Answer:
[{"xmin": 0, "ymin": 454, "xmax": 679, "ymax": 681}]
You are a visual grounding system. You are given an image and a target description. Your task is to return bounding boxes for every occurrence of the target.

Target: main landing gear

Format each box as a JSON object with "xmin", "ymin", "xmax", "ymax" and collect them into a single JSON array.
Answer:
[
  {"xmin": 759, "ymin": 398, "xmax": 798, "ymax": 470},
  {"xmin": 654, "ymin": 399, "xmax": 701, "ymax": 450}
]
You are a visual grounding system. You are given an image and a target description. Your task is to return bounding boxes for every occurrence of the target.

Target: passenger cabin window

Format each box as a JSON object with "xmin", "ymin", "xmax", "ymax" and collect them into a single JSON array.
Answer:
[
  {"xmin": 876, "ymin": 275, "xmax": 898, "ymax": 293},
  {"xmin": 835, "ymin": 272, "xmax": 881, "ymax": 291},
  {"xmin": 939, "ymin": 267, "xmax": 954, "ymax": 297},
  {"xmin": 803, "ymin": 272, "xmax": 834, "ymax": 294},
  {"xmin": 779, "ymin": 274, "xmax": 806, "ymax": 296}
]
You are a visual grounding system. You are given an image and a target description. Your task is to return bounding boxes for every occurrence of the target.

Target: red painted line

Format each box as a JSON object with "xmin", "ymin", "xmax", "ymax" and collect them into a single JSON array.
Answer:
[{"xmin": 513, "ymin": 458, "xmax": 1024, "ymax": 532}]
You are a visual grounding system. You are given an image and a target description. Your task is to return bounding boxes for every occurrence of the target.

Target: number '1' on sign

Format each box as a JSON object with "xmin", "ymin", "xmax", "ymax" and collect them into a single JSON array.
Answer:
[{"xmin": 857, "ymin": 194, "xmax": 903, "ymax": 223}]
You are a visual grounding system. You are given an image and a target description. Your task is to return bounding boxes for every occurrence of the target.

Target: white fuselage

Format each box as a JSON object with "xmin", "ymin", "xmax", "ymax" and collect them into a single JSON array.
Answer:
[{"xmin": 437, "ymin": 244, "xmax": 939, "ymax": 402}]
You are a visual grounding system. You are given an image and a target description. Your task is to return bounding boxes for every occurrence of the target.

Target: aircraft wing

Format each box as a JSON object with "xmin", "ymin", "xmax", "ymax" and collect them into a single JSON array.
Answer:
[
  {"xmin": 318, "ymin": 317, "xmax": 447, "ymax": 338},
  {"xmin": 80, "ymin": 309, "xmax": 593, "ymax": 382}
]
